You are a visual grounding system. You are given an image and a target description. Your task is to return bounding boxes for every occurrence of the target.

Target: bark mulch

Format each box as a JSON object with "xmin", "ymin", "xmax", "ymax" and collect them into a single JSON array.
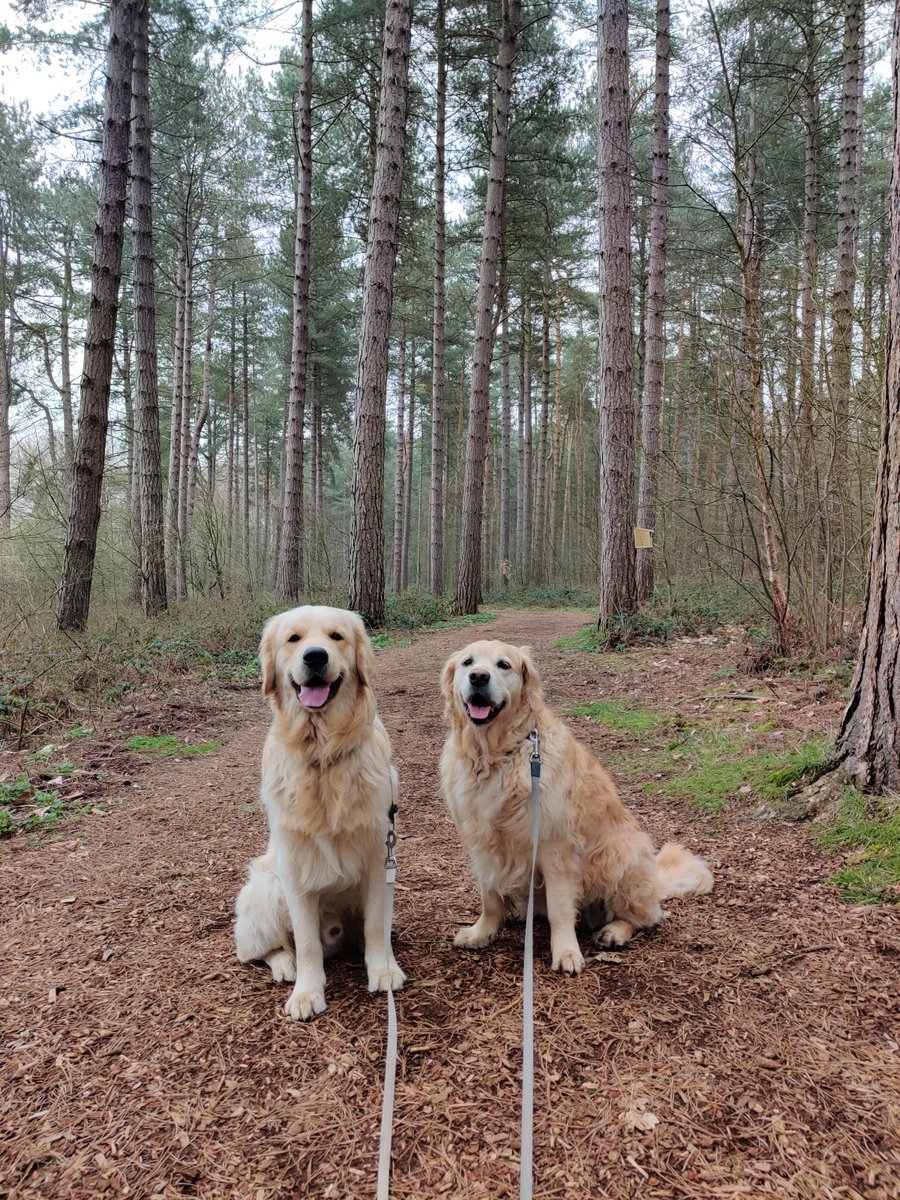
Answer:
[{"xmin": 1, "ymin": 609, "xmax": 897, "ymax": 1199}]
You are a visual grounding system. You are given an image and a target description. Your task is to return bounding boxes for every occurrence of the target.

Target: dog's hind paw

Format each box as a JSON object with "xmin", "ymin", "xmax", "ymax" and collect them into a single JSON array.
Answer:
[
  {"xmin": 266, "ymin": 949, "xmax": 296, "ymax": 983},
  {"xmin": 284, "ymin": 986, "xmax": 326, "ymax": 1021},
  {"xmin": 454, "ymin": 922, "xmax": 500, "ymax": 949},
  {"xmin": 596, "ymin": 919, "xmax": 634, "ymax": 947},
  {"xmin": 552, "ymin": 947, "xmax": 585, "ymax": 975},
  {"xmin": 368, "ymin": 962, "xmax": 406, "ymax": 993}
]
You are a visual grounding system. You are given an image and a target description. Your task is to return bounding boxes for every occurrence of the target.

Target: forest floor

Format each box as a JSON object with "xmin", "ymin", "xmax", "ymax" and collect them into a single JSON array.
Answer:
[{"xmin": 1, "ymin": 608, "xmax": 898, "ymax": 1200}]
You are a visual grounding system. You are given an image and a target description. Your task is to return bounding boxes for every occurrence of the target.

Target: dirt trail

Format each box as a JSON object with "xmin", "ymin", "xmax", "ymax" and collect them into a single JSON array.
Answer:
[{"xmin": 1, "ymin": 609, "xmax": 897, "ymax": 1200}]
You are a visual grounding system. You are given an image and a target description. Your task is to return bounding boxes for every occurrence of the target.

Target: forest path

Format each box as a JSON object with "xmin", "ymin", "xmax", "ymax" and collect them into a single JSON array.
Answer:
[{"xmin": 1, "ymin": 609, "xmax": 897, "ymax": 1200}]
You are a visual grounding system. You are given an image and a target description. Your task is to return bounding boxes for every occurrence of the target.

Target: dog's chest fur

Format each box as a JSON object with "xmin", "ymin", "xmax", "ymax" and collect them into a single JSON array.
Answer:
[{"xmin": 441, "ymin": 741, "xmax": 535, "ymax": 895}]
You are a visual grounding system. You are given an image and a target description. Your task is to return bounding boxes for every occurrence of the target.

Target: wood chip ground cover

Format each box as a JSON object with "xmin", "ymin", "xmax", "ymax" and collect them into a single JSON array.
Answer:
[{"xmin": 1, "ymin": 610, "xmax": 897, "ymax": 1199}]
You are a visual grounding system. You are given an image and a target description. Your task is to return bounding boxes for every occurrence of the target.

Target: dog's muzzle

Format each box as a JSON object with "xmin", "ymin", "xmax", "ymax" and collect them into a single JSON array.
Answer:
[{"xmin": 293, "ymin": 646, "xmax": 342, "ymax": 709}]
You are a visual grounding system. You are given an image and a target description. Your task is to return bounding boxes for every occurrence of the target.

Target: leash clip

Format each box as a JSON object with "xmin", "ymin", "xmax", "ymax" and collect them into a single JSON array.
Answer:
[
  {"xmin": 528, "ymin": 727, "xmax": 542, "ymax": 776},
  {"xmin": 384, "ymin": 825, "xmax": 397, "ymax": 882}
]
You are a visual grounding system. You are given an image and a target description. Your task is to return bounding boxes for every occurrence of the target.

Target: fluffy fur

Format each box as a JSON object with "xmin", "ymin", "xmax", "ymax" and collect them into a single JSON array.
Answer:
[
  {"xmin": 234, "ymin": 605, "xmax": 405, "ymax": 1020},
  {"xmin": 439, "ymin": 640, "xmax": 713, "ymax": 974}
]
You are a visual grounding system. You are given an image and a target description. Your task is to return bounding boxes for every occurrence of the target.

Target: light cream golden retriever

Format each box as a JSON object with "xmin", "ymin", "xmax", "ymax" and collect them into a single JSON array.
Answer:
[
  {"xmin": 234, "ymin": 605, "xmax": 405, "ymax": 1020},
  {"xmin": 440, "ymin": 640, "xmax": 712, "ymax": 974}
]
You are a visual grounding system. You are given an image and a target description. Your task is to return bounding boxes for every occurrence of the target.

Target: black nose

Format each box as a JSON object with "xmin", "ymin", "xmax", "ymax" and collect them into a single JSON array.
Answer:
[
  {"xmin": 468, "ymin": 670, "xmax": 490, "ymax": 688},
  {"xmin": 303, "ymin": 646, "xmax": 329, "ymax": 671}
]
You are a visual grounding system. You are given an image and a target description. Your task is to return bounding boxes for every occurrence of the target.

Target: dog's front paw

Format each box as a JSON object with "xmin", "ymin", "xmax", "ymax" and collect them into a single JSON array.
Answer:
[
  {"xmin": 284, "ymin": 985, "xmax": 326, "ymax": 1021},
  {"xmin": 454, "ymin": 922, "xmax": 499, "ymax": 949},
  {"xmin": 368, "ymin": 961, "xmax": 406, "ymax": 993},
  {"xmin": 552, "ymin": 946, "xmax": 585, "ymax": 975}
]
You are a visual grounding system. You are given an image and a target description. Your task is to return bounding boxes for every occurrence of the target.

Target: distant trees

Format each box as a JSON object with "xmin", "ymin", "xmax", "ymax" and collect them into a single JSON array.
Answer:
[
  {"xmin": 455, "ymin": 0, "xmax": 520, "ymax": 615},
  {"xmin": 276, "ymin": 0, "xmax": 313, "ymax": 603},
  {"xmin": 0, "ymin": 0, "xmax": 891, "ymax": 661}
]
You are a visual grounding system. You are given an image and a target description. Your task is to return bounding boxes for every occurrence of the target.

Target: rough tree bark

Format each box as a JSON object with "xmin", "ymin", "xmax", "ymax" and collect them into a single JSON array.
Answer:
[
  {"xmin": 597, "ymin": 0, "xmax": 636, "ymax": 629},
  {"xmin": 348, "ymin": 0, "xmax": 413, "ymax": 626},
  {"xmin": 392, "ymin": 322, "xmax": 407, "ymax": 593},
  {"xmin": 454, "ymin": 0, "xmax": 519, "ymax": 614},
  {"xmin": 635, "ymin": 0, "xmax": 669, "ymax": 604},
  {"xmin": 58, "ymin": 0, "xmax": 137, "ymax": 630},
  {"xmin": 276, "ymin": 0, "xmax": 313, "ymax": 602},
  {"xmin": 828, "ymin": 0, "xmax": 865, "ymax": 618},
  {"xmin": 833, "ymin": 6, "xmax": 900, "ymax": 792},
  {"xmin": 429, "ymin": 0, "xmax": 446, "ymax": 596}
]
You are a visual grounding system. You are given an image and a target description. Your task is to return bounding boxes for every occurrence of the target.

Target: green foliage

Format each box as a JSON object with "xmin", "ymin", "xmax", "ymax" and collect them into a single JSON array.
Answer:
[
  {"xmin": 567, "ymin": 699, "xmax": 660, "ymax": 734},
  {"xmin": 0, "ymin": 772, "xmax": 90, "ymax": 839},
  {"xmin": 383, "ymin": 590, "xmax": 454, "ymax": 630},
  {"xmin": 814, "ymin": 792, "xmax": 900, "ymax": 906},
  {"xmin": 486, "ymin": 585, "xmax": 596, "ymax": 610},
  {"xmin": 123, "ymin": 735, "xmax": 221, "ymax": 758}
]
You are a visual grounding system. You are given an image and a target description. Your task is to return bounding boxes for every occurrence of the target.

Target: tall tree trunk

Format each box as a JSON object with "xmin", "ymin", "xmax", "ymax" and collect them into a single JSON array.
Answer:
[
  {"xmin": 454, "ymin": 0, "xmax": 519, "ymax": 614},
  {"xmin": 348, "ymin": 0, "xmax": 414, "ymax": 626},
  {"xmin": 499, "ymin": 277, "xmax": 511, "ymax": 587},
  {"xmin": 402, "ymin": 347, "xmax": 415, "ymax": 590},
  {"xmin": 176, "ymin": 237, "xmax": 193, "ymax": 598},
  {"xmin": 189, "ymin": 255, "xmax": 215, "ymax": 516},
  {"xmin": 130, "ymin": 0, "xmax": 166, "ymax": 616},
  {"xmin": 276, "ymin": 0, "xmax": 313, "ymax": 603},
  {"xmin": 58, "ymin": 0, "xmax": 136, "ymax": 631},
  {"xmin": 166, "ymin": 242, "xmax": 185, "ymax": 597},
  {"xmin": 597, "ymin": 0, "xmax": 636, "ymax": 629},
  {"xmin": 392, "ymin": 322, "xmax": 407, "ymax": 593},
  {"xmin": 835, "ymin": 6, "xmax": 900, "ymax": 790},
  {"xmin": 829, "ymin": 0, "xmax": 865, "ymax": 618},
  {"xmin": 429, "ymin": 0, "xmax": 446, "ymax": 596},
  {"xmin": 635, "ymin": 0, "xmax": 669, "ymax": 604},
  {"xmin": 241, "ymin": 291, "xmax": 251, "ymax": 591},
  {"xmin": 60, "ymin": 235, "xmax": 74, "ymax": 468}
]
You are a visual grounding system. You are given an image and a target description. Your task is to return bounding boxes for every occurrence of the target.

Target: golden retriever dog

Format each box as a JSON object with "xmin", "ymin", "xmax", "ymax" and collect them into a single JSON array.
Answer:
[
  {"xmin": 440, "ymin": 640, "xmax": 712, "ymax": 975},
  {"xmin": 234, "ymin": 605, "xmax": 405, "ymax": 1020}
]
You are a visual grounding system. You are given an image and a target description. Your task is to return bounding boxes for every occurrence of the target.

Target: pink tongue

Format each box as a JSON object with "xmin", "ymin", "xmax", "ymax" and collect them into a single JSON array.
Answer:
[
  {"xmin": 467, "ymin": 702, "xmax": 493, "ymax": 720},
  {"xmin": 299, "ymin": 684, "xmax": 330, "ymax": 708}
]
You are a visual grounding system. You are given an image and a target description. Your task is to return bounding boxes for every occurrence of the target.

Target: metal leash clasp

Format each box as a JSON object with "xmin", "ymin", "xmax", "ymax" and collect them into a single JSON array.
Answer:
[
  {"xmin": 528, "ymin": 727, "xmax": 542, "ymax": 777},
  {"xmin": 384, "ymin": 826, "xmax": 397, "ymax": 883}
]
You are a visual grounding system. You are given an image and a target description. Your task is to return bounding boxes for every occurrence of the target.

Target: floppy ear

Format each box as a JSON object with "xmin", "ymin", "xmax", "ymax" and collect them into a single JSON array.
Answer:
[
  {"xmin": 259, "ymin": 616, "xmax": 279, "ymax": 699},
  {"xmin": 518, "ymin": 645, "xmax": 543, "ymax": 703},
  {"xmin": 351, "ymin": 613, "xmax": 376, "ymax": 689},
  {"xmin": 440, "ymin": 651, "xmax": 460, "ymax": 703}
]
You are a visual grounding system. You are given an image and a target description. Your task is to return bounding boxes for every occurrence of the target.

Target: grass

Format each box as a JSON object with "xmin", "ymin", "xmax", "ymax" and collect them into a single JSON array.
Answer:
[
  {"xmin": 653, "ymin": 730, "xmax": 832, "ymax": 813},
  {"xmin": 567, "ymin": 699, "xmax": 661, "ymax": 734},
  {"xmin": 814, "ymin": 791, "xmax": 900, "ymax": 905},
  {"xmin": 123, "ymin": 735, "xmax": 222, "ymax": 758}
]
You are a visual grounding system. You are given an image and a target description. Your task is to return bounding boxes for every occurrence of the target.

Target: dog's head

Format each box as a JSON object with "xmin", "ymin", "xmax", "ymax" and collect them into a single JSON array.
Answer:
[
  {"xmin": 441, "ymin": 640, "xmax": 542, "ymax": 733},
  {"xmin": 259, "ymin": 605, "xmax": 376, "ymax": 727}
]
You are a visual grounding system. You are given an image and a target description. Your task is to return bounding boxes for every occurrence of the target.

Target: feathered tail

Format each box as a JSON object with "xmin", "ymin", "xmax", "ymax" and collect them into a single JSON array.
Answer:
[{"xmin": 655, "ymin": 841, "xmax": 714, "ymax": 901}]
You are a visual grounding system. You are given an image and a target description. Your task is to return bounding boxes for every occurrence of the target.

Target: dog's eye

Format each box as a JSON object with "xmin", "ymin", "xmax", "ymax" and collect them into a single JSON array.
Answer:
[
  {"xmin": 287, "ymin": 634, "xmax": 301, "ymax": 643},
  {"xmin": 329, "ymin": 632, "xmax": 344, "ymax": 642},
  {"xmin": 497, "ymin": 659, "xmax": 511, "ymax": 670},
  {"xmin": 462, "ymin": 657, "xmax": 473, "ymax": 668}
]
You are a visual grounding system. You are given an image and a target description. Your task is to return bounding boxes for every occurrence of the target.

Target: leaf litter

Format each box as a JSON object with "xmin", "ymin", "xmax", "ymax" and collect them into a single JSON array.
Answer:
[{"xmin": 1, "ymin": 610, "xmax": 897, "ymax": 1198}]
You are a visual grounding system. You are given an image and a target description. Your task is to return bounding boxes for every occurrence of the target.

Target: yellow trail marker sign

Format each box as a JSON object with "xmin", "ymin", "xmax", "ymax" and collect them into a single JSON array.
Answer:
[{"xmin": 633, "ymin": 527, "xmax": 654, "ymax": 549}]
